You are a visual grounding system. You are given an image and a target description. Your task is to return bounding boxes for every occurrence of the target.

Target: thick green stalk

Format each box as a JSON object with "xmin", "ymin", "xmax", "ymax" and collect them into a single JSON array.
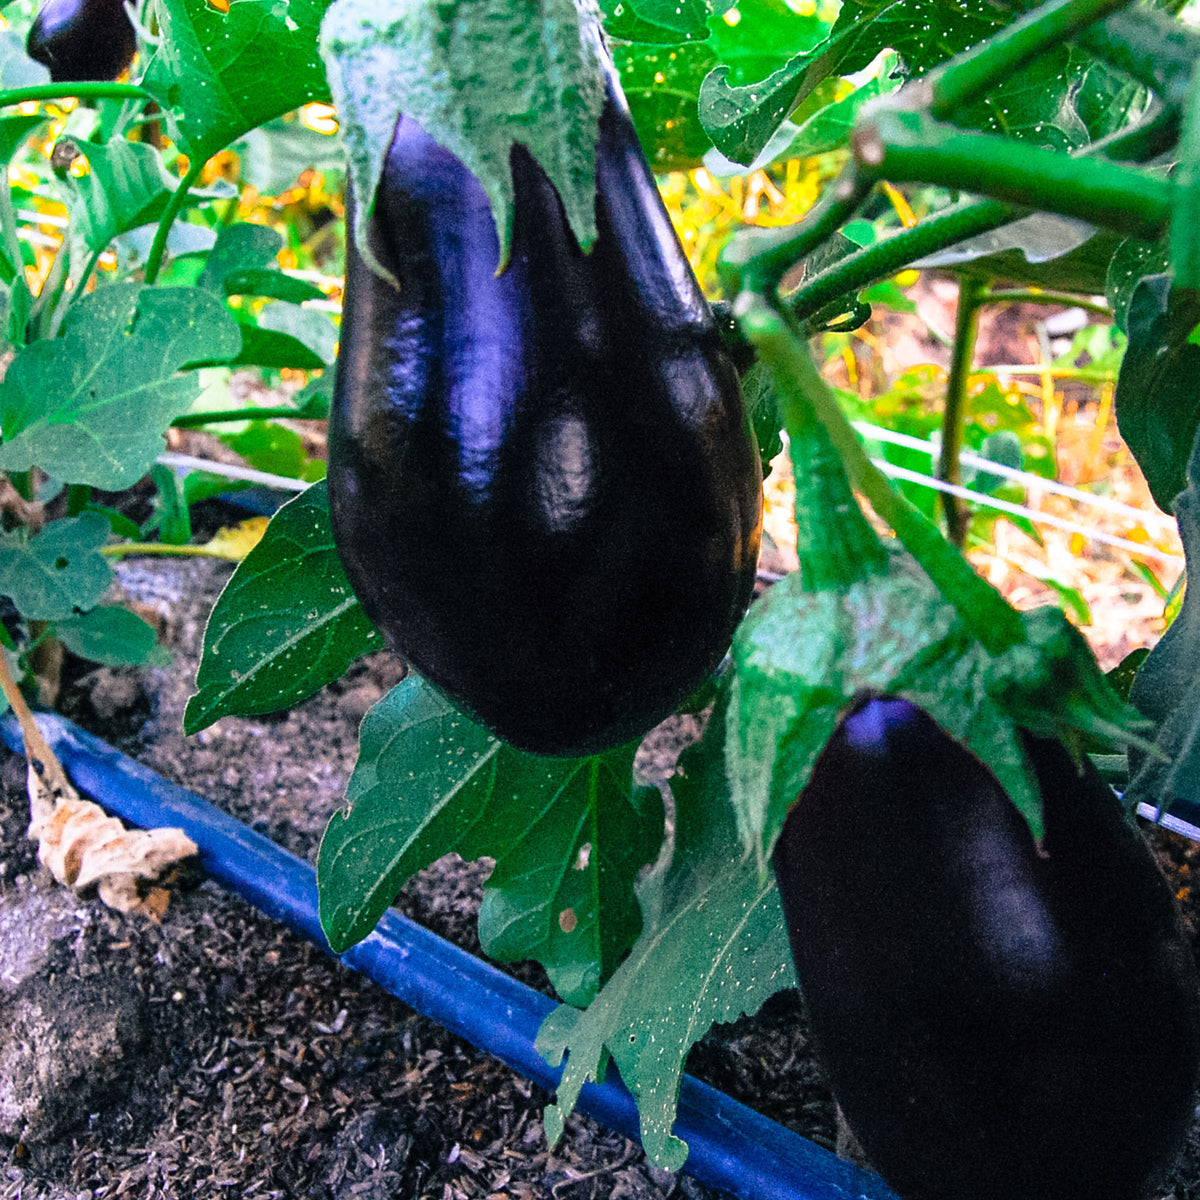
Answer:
[
  {"xmin": 720, "ymin": 169, "xmax": 873, "ymax": 296},
  {"xmin": 788, "ymin": 198, "xmax": 1016, "ymax": 326},
  {"xmin": 929, "ymin": 0, "xmax": 1136, "ymax": 118},
  {"xmin": 940, "ymin": 276, "xmax": 988, "ymax": 547},
  {"xmin": 143, "ymin": 156, "xmax": 207, "ymax": 286},
  {"xmin": 737, "ymin": 292, "xmax": 1027, "ymax": 654},
  {"xmin": 738, "ymin": 294, "xmax": 888, "ymax": 590},
  {"xmin": 854, "ymin": 109, "xmax": 1172, "ymax": 240}
]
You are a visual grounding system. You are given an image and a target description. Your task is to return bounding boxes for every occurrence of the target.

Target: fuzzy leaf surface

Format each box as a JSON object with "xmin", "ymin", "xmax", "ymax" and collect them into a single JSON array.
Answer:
[
  {"xmin": 0, "ymin": 284, "xmax": 240, "ymax": 488},
  {"xmin": 319, "ymin": 678, "xmax": 663, "ymax": 1006},
  {"xmin": 538, "ymin": 698, "xmax": 796, "ymax": 1169},
  {"xmin": 184, "ymin": 481, "xmax": 381, "ymax": 733},
  {"xmin": 321, "ymin": 0, "xmax": 606, "ymax": 271}
]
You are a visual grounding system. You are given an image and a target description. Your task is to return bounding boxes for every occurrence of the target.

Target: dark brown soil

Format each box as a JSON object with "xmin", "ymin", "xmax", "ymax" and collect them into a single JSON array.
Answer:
[{"xmin": 1, "ymin": 553, "xmax": 1199, "ymax": 1199}]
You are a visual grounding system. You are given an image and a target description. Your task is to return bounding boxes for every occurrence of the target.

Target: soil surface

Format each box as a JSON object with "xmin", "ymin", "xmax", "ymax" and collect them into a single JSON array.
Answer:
[{"xmin": 1, "ymin": 552, "xmax": 1200, "ymax": 1199}]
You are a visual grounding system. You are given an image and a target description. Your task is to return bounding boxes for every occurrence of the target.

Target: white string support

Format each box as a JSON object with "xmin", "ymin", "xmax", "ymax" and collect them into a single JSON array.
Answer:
[
  {"xmin": 853, "ymin": 421, "xmax": 1178, "ymax": 530},
  {"xmin": 872, "ymin": 459, "xmax": 1184, "ymax": 566},
  {"xmin": 155, "ymin": 452, "xmax": 311, "ymax": 493}
]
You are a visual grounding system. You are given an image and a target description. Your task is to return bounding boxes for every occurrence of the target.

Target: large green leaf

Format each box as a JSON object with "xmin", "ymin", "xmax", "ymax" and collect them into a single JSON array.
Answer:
[
  {"xmin": 1113, "ymin": 273, "xmax": 1200, "ymax": 512},
  {"xmin": 320, "ymin": 0, "xmax": 606, "ymax": 272},
  {"xmin": 698, "ymin": 0, "xmax": 1005, "ymax": 164},
  {"xmin": 143, "ymin": 0, "xmax": 334, "ymax": 163},
  {"xmin": 184, "ymin": 481, "xmax": 381, "ymax": 733},
  {"xmin": 537, "ymin": 696, "xmax": 796, "ymax": 1169},
  {"xmin": 0, "ymin": 514, "xmax": 112, "ymax": 621},
  {"xmin": 0, "ymin": 284, "xmax": 240, "ymax": 488},
  {"xmin": 197, "ymin": 223, "xmax": 286, "ymax": 293},
  {"xmin": 317, "ymin": 677, "xmax": 663, "ymax": 1006},
  {"xmin": 60, "ymin": 139, "xmax": 177, "ymax": 267}
]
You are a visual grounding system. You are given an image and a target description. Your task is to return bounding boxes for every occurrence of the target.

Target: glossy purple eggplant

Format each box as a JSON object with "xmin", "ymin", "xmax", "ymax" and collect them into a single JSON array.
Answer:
[
  {"xmin": 772, "ymin": 695, "xmax": 1200, "ymax": 1200},
  {"xmin": 328, "ymin": 78, "xmax": 763, "ymax": 757},
  {"xmin": 27, "ymin": 0, "xmax": 136, "ymax": 82}
]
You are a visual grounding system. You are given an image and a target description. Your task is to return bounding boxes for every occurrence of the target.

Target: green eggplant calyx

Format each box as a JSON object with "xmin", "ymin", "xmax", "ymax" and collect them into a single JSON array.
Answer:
[{"xmin": 984, "ymin": 606, "xmax": 1156, "ymax": 763}]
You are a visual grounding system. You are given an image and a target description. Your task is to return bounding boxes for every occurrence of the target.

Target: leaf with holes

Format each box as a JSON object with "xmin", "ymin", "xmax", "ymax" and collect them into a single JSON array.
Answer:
[
  {"xmin": 537, "ymin": 695, "xmax": 796, "ymax": 1168},
  {"xmin": 318, "ymin": 677, "xmax": 663, "ymax": 1005},
  {"xmin": 184, "ymin": 481, "xmax": 381, "ymax": 733},
  {"xmin": 0, "ymin": 284, "xmax": 240, "ymax": 489},
  {"xmin": 0, "ymin": 514, "xmax": 112, "ymax": 621}
]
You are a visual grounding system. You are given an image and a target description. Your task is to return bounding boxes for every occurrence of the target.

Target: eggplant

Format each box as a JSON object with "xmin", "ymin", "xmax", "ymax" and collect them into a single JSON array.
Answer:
[
  {"xmin": 772, "ymin": 694, "xmax": 1200, "ymax": 1200},
  {"xmin": 27, "ymin": 0, "xmax": 136, "ymax": 83},
  {"xmin": 328, "ymin": 74, "xmax": 763, "ymax": 757}
]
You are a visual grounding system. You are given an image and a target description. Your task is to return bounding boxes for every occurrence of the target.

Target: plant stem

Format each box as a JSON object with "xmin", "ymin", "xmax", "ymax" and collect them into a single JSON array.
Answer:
[
  {"xmin": 987, "ymin": 289, "xmax": 1110, "ymax": 313},
  {"xmin": 940, "ymin": 276, "xmax": 988, "ymax": 547},
  {"xmin": 789, "ymin": 198, "xmax": 1016, "ymax": 327},
  {"xmin": 720, "ymin": 169, "xmax": 873, "ymax": 296},
  {"xmin": 170, "ymin": 406, "xmax": 306, "ymax": 429},
  {"xmin": 738, "ymin": 292, "xmax": 1027, "ymax": 655},
  {"xmin": 0, "ymin": 640, "xmax": 70, "ymax": 806},
  {"xmin": 100, "ymin": 542, "xmax": 236, "ymax": 559},
  {"xmin": 736, "ymin": 293, "xmax": 888, "ymax": 590},
  {"xmin": 143, "ymin": 156, "xmax": 207, "ymax": 286},
  {"xmin": 0, "ymin": 82, "xmax": 154, "ymax": 107},
  {"xmin": 854, "ymin": 109, "xmax": 1171, "ymax": 240}
]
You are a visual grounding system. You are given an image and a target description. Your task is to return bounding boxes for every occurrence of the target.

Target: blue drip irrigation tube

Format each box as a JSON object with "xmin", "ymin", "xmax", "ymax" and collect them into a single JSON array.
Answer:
[{"xmin": 0, "ymin": 711, "xmax": 899, "ymax": 1200}]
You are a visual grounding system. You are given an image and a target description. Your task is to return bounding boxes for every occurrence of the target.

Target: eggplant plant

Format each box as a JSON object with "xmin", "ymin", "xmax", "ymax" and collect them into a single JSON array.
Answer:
[{"xmin": 1, "ymin": 0, "xmax": 1200, "ymax": 1194}]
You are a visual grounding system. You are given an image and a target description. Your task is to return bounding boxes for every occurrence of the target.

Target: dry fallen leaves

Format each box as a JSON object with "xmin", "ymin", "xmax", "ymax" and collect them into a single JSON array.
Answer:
[{"xmin": 1, "ymin": 648, "xmax": 197, "ymax": 919}]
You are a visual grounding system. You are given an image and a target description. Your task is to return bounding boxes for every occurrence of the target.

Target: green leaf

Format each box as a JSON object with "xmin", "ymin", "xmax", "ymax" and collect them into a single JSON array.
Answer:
[
  {"xmin": 614, "ymin": 39, "xmax": 718, "ymax": 171},
  {"xmin": 321, "ymin": 0, "xmax": 606, "ymax": 271},
  {"xmin": 231, "ymin": 322, "xmax": 329, "ymax": 370},
  {"xmin": 0, "ymin": 513, "xmax": 112, "ymax": 620},
  {"xmin": 0, "ymin": 284, "xmax": 240, "ymax": 488},
  {"xmin": 257, "ymin": 301, "xmax": 337, "ymax": 366},
  {"xmin": 726, "ymin": 552, "xmax": 1037, "ymax": 860},
  {"xmin": 698, "ymin": 0, "xmax": 1005, "ymax": 163},
  {"xmin": 143, "ymin": 0, "xmax": 334, "ymax": 163},
  {"xmin": 317, "ymin": 677, "xmax": 663, "ymax": 1005},
  {"xmin": 778, "ymin": 63, "xmax": 901, "ymax": 159},
  {"xmin": 184, "ymin": 480, "xmax": 382, "ymax": 733},
  {"xmin": 538, "ymin": 697, "xmax": 796, "ymax": 1169},
  {"xmin": 1113, "ymin": 273, "xmax": 1200, "ymax": 511},
  {"xmin": 223, "ymin": 269, "xmax": 325, "ymax": 304},
  {"xmin": 0, "ymin": 29, "xmax": 49, "ymax": 89},
  {"xmin": 604, "ymin": 0, "xmax": 712, "ymax": 42},
  {"xmin": 60, "ymin": 139, "xmax": 177, "ymax": 266},
  {"xmin": 55, "ymin": 604, "xmax": 169, "ymax": 667},
  {"xmin": 0, "ymin": 113, "xmax": 46, "ymax": 166},
  {"xmin": 220, "ymin": 420, "xmax": 325, "ymax": 482},
  {"xmin": 232, "ymin": 116, "xmax": 347, "ymax": 194},
  {"xmin": 1106, "ymin": 237, "xmax": 1168, "ymax": 334},
  {"xmin": 198, "ymin": 223, "xmax": 285, "ymax": 293}
]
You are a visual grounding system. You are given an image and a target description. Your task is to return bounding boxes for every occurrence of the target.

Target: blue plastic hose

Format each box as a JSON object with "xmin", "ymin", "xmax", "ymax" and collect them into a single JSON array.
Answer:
[{"xmin": 0, "ymin": 711, "xmax": 899, "ymax": 1200}]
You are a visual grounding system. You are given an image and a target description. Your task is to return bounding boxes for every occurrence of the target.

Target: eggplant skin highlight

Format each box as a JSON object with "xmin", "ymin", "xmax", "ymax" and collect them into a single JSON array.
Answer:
[
  {"xmin": 772, "ymin": 694, "xmax": 1200, "ymax": 1200},
  {"xmin": 329, "ymin": 79, "xmax": 763, "ymax": 758},
  {"xmin": 27, "ymin": 0, "xmax": 136, "ymax": 82}
]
